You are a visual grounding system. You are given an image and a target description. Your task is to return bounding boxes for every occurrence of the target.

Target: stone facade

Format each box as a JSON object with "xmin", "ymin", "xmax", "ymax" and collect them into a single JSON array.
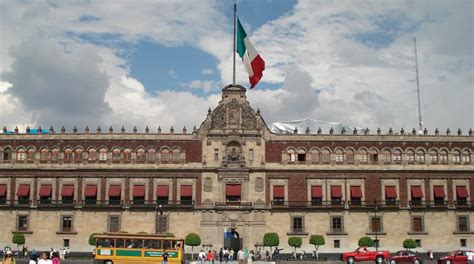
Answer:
[{"xmin": 0, "ymin": 84, "xmax": 473, "ymax": 253}]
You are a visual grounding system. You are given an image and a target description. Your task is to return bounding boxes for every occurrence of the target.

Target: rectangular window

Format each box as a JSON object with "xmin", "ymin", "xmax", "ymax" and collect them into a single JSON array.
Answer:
[
  {"xmin": 311, "ymin": 186, "xmax": 323, "ymax": 206},
  {"xmin": 214, "ymin": 149, "xmax": 219, "ymax": 161},
  {"xmin": 297, "ymin": 153, "xmax": 306, "ymax": 162},
  {"xmin": 370, "ymin": 217, "xmax": 383, "ymax": 233},
  {"xmin": 180, "ymin": 185, "xmax": 193, "ymax": 205},
  {"xmin": 156, "ymin": 185, "xmax": 169, "ymax": 205},
  {"xmin": 61, "ymin": 185, "xmax": 74, "ymax": 205},
  {"xmin": 385, "ymin": 186, "xmax": 397, "ymax": 205},
  {"xmin": 132, "ymin": 185, "xmax": 145, "ymax": 205},
  {"xmin": 350, "ymin": 186, "xmax": 362, "ymax": 206},
  {"xmin": 415, "ymin": 239, "xmax": 422, "ymax": 247},
  {"xmin": 38, "ymin": 184, "xmax": 52, "ymax": 205},
  {"xmin": 331, "ymin": 216, "xmax": 344, "ymax": 233},
  {"xmin": 156, "ymin": 215, "xmax": 169, "ymax": 234},
  {"xmin": 273, "ymin": 185, "xmax": 285, "ymax": 205},
  {"xmin": 334, "ymin": 240, "xmax": 340, "ymax": 248},
  {"xmin": 433, "ymin": 186, "xmax": 446, "ymax": 206},
  {"xmin": 460, "ymin": 239, "xmax": 467, "ymax": 247},
  {"xmin": 0, "ymin": 184, "xmax": 7, "ymax": 204},
  {"xmin": 412, "ymin": 216, "xmax": 424, "ymax": 232},
  {"xmin": 456, "ymin": 186, "xmax": 469, "ymax": 206},
  {"xmin": 225, "ymin": 184, "xmax": 241, "ymax": 202},
  {"xmin": 108, "ymin": 185, "xmax": 121, "ymax": 205},
  {"xmin": 410, "ymin": 186, "xmax": 423, "ymax": 206},
  {"xmin": 17, "ymin": 215, "xmax": 29, "ymax": 231},
  {"xmin": 99, "ymin": 151, "xmax": 108, "ymax": 161},
  {"xmin": 84, "ymin": 184, "xmax": 97, "ymax": 205},
  {"xmin": 457, "ymin": 216, "xmax": 470, "ymax": 232},
  {"xmin": 249, "ymin": 149, "xmax": 254, "ymax": 161},
  {"xmin": 331, "ymin": 186, "xmax": 342, "ymax": 205},
  {"xmin": 108, "ymin": 216, "xmax": 120, "ymax": 232},
  {"xmin": 291, "ymin": 216, "xmax": 304, "ymax": 233},
  {"xmin": 61, "ymin": 216, "xmax": 73, "ymax": 232},
  {"xmin": 63, "ymin": 239, "xmax": 70, "ymax": 247}
]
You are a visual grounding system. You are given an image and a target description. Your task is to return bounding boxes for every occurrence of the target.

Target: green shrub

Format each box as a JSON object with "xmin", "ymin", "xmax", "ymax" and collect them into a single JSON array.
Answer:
[
  {"xmin": 358, "ymin": 236, "xmax": 374, "ymax": 247},
  {"xmin": 288, "ymin": 237, "xmax": 303, "ymax": 251},
  {"xmin": 309, "ymin": 235, "xmax": 325, "ymax": 260},
  {"xmin": 403, "ymin": 239, "xmax": 417, "ymax": 250},
  {"xmin": 12, "ymin": 233, "xmax": 25, "ymax": 246}
]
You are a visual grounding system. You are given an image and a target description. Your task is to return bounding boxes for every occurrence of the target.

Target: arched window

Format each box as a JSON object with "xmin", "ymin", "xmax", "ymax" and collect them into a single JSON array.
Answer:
[
  {"xmin": 147, "ymin": 148, "xmax": 156, "ymax": 161},
  {"xmin": 123, "ymin": 148, "xmax": 131, "ymax": 162},
  {"xmin": 74, "ymin": 148, "xmax": 83, "ymax": 162},
  {"xmin": 287, "ymin": 149, "xmax": 296, "ymax": 162},
  {"xmin": 334, "ymin": 149, "xmax": 344, "ymax": 163},
  {"xmin": 98, "ymin": 148, "xmax": 108, "ymax": 161},
  {"xmin": 429, "ymin": 150, "xmax": 438, "ymax": 164},
  {"xmin": 321, "ymin": 149, "xmax": 330, "ymax": 163},
  {"xmin": 112, "ymin": 148, "xmax": 121, "ymax": 162},
  {"xmin": 40, "ymin": 148, "xmax": 49, "ymax": 162},
  {"xmin": 16, "ymin": 147, "xmax": 26, "ymax": 161},
  {"xmin": 393, "ymin": 149, "xmax": 402, "ymax": 164},
  {"xmin": 51, "ymin": 148, "xmax": 59, "ymax": 162},
  {"xmin": 439, "ymin": 150, "xmax": 448, "ymax": 164},
  {"xmin": 345, "ymin": 149, "xmax": 354, "ymax": 163},
  {"xmin": 136, "ymin": 148, "xmax": 146, "ymax": 163},
  {"xmin": 383, "ymin": 150, "xmax": 391, "ymax": 163},
  {"xmin": 27, "ymin": 147, "xmax": 36, "ymax": 162},
  {"xmin": 452, "ymin": 150, "xmax": 461, "ymax": 164},
  {"xmin": 172, "ymin": 148, "xmax": 181, "ymax": 162},
  {"xmin": 2, "ymin": 147, "xmax": 12, "ymax": 161},
  {"xmin": 311, "ymin": 149, "xmax": 320, "ymax": 163},
  {"xmin": 359, "ymin": 149, "xmax": 368, "ymax": 163},
  {"xmin": 297, "ymin": 148, "xmax": 306, "ymax": 162},
  {"xmin": 406, "ymin": 149, "xmax": 415, "ymax": 164},
  {"xmin": 160, "ymin": 147, "xmax": 170, "ymax": 161},
  {"xmin": 88, "ymin": 148, "xmax": 97, "ymax": 161},
  {"xmin": 416, "ymin": 149, "xmax": 425, "ymax": 163},
  {"xmin": 462, "ymin": 150, "xmax": 471, "ymax": 163},
  {"xmin": 369, "ymin": 149, "xmax": 378, "ymax": 163},
  {"xmin": 64, "ymin": 148, "xmax": 73, "ymax": 162}
]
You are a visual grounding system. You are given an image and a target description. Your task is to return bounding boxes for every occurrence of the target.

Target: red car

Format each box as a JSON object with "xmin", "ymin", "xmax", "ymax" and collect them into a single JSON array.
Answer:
[
  {"xmin": 341, "ymin": 246, "xmax": 391, "ymax": 263},
  {"xmin": 438, "ymin": 250, "xmax": 472, "ymax": 264},
  {"xmin": 387, "ymin": 250, "xmax": 423, "ymax": 264}
]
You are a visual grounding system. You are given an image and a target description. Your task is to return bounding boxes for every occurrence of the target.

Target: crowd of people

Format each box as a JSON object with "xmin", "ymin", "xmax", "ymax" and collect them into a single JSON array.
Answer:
[
  {"xmin": 196, "ymin": 247, "xmax": 284, "ymax": 263},
  {"xmin": 2, "ymin": 246, "xmax": 71, "ymax": 264}
]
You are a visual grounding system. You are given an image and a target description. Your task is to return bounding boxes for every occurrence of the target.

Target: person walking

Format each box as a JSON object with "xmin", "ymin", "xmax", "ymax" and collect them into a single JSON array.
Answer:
[
  {"xmin": 198, "ymin": 250, "xmax": 206, "ymax": 264},
  {"xmin": 237, "ymin": 249, "xmax": 244, "ymax": 264},
  {"xmin": 2, "ymin": 250, "xmax": 16, "ymax": 264},
  {"xmin": 28, "ymin": 253, "xmax": 37, "ymax": 264},
  {"xmin": 229, "ymin": 249, "xmax": 234, "ymax": 261},
  {"xmin": 162, "ymin": 249, "xmax": 169, "ymax": 264},
  {"xmin": 51, "ymin": 252, "xmax": 60, "ymax": 264},
  {"xmin": 37, "ymin": 252, "xmax": 52, "ymax": 264}
]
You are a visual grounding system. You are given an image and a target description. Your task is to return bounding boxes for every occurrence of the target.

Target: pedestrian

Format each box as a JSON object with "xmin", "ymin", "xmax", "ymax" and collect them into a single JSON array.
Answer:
[
  {"xmin": 229, "ymin": 249, "xmax": 234, "ymax": 261},
  {"xmin": 219, "ymin": 248, "xmax": 223, "ymax": 263},
  {"xmin": 162, "ymin": 249, "xmax": 169, "ymax": 264},
  {"xmin": 237, "ymin": 249, "xmax": 244, "ymax": 264},
  {"xmin": 23, "ymin": 246, "xmax": 29, "ymax": 259},
  {"xmin": 2, "ymin": 250, "xmax": 16, "ymax": 264},
  {"xmin": 206, "ymin": 250, "xmax": 214, "ymax": 264},
  {"xmin": 52, "ymin": 252, "xmax": 60, "ymax": 264},
  {"xmin": 427, "ymin": 250, "xmax": 434, "ymax": 263},
  {"xmin": 223, "ymin": 248, "xmax": 229, "ymax": 263},
  {"xmin": 467, "ymin": 251, "xmax": 473, "ymax": 264},
  {"xmin": 38, "ymin": 252, "xmax": 52, "ymax": 264},
  {"xmin": 198, "ymin": 250, "xmax": 206, "ymax": 264},
  {"xmin": 29, "ymin": 253, "xmax": 38, "ymax": 264}
]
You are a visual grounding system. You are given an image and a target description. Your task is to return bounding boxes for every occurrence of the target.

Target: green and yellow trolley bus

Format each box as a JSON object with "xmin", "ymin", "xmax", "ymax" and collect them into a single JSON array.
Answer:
[{"xmin": 94, "ymin": 233, "xmax": 184, "ymax": 264}]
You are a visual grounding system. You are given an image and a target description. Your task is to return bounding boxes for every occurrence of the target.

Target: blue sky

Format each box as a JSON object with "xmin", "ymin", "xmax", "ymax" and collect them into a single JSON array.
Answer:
[{"xmin": 0, "ymin": 0, "xmax": 472, "ymax": 131}]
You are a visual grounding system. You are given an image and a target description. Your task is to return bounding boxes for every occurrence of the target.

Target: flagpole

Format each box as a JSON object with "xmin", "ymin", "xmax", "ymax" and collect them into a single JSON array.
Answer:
[{"xmin": 232, "ymin": 0, "xmax": 237, "ymax": 85}]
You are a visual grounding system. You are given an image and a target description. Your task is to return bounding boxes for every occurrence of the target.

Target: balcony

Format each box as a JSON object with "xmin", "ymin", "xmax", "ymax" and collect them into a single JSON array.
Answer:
[
  {"xmin": 271, "ymin": 200, "xmax": 345, "ymax": 209},
  {"xmin": 215, "ymin": 201, "xmax": 252, "ymax": 209},
  {"xmin": 80, "ymin": 200, "xmax": 124, "ymax": 209},
  {"xmin": 37, "ymin": 200, "xmax": 76, "ymax": 209},
  {"xmin": 0, "ymin": 200, "xmax": 32, "ymax": 209},
  {"xmin": 409, "ymin": 200, "xmax": 449, "ymax": 209},
  {"xmin": 348, "ymin": 200, "xmax": 400, "ymax": 209},
  {"xmin": 455, "ymin": 200, "xmax": 472, "ymax": 209}
]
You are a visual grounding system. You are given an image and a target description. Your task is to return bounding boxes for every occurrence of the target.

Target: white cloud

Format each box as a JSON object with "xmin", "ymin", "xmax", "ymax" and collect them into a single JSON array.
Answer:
[
  {"xmin": 168, "ymin": 70, "xmax": 177, "ymax": 79},
  {"xmin": 179, "ymin": 80, "xmax": 220, "ymax": 94},
  {"xmin": 201, "ymin": 68, "xmax": 213, "ymax": 75}
]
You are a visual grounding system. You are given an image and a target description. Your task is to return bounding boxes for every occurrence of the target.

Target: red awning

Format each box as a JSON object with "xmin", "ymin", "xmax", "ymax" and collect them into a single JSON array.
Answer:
[
  {"xmin": 433, "ymin": 186, "xmax": 445, "ymax": 198},
  {"xmin": 133, "ymin": 185, "xmax": 145, "ymax": 197},
  {"xmin": 39, "ymin": 184, "xmax": 52, "ymax": 197},
  {"xmin": 273, "ymin": 186, "xmax": 284, "ymax": 198},
  {"xmin": 17, "ymin": 184, "xmax": 30, "ymax": 196},
  {"xmin": 226, "ymin": 184, "xmax": 241, "ymax": 196},
  {"xmin": 331, "ymin": 186, "xmax": 342, "ymax": 198},
  {"xmin": 456, "ymin": 186, "xmax": 469, "ymax": 198},
  {"xmin": 411, "ymin": 186, "xmax": 424, "ymax": 198},
  {"xmin": 180, "ymin": 185, "xmax": 192, "ymax": 197},
  {"xmin": 84, "ymin": 185, "xmax": 97, "ymax": 197},
  {"xmin": 311, "ymin": 186, "xmax": 323, "ymax": 198},
  {"xmin": 0, "ymin": 184, "xmax": 6, "ymax": 196},
  {"xmin": 61, "ymin": 185, "xmax": 74, "ymax": 196},
  {"xmin": 350, "ymin": 186, "xmax": 362, "ymax": 198},
  {"xmin": 108, "ymin": 185, "xmax": 121, "ymax": 197},
  {"xmin": 385, "ymin": 186, "xmax": 397, "ymax": 198},
  {"xmin": 157, "ymin": 185, "xmax": 169, "ymax": 197}
]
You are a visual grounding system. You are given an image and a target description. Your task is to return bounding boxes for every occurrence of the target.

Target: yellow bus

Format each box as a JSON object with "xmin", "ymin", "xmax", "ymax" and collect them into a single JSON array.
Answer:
[{"xmin": 94, "ymin": 233, "xmax": 184, "ymax": 264}]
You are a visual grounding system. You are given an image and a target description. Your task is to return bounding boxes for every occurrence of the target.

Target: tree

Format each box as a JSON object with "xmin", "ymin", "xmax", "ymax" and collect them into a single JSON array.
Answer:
[
  {"xmin": 288, "ymin": 237, "xmax": 303, "ymax": 252},
  {"xmin": 12, "ymin": 233, "xmax": 25, "ymax": 246},
  {"xmin": 309, "ymin": 235, "xmax": 325, "ymax": 260},
  {"xmin": 403, "ymin": 239, "xmax": 417, "ymax": 250},
  {"xmin": 263, "ymin": 233, "xmax": 280, "ymax": 252},
  {"xmin": 185, "ymin": 233, "xmax": 201, "ymax": 260},
  {"xmin": 358, "ymin": 236, "xmax": 374, "ymax": 247},
  {"xmin": 88, "ymin": 233, "xmax": 101, "ymax": 246}
]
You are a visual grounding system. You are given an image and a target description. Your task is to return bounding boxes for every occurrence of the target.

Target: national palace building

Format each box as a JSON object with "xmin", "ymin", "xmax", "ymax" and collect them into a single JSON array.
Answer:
[{"xmin": 0, "ymin": 84, "xmax": 473, "ymax": 253}]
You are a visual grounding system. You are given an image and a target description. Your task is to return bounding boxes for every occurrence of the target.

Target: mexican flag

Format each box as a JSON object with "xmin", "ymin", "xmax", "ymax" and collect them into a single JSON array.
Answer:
[{"xmin": 236, "ymin": 18, "xmax": 265, "ymax": 89}]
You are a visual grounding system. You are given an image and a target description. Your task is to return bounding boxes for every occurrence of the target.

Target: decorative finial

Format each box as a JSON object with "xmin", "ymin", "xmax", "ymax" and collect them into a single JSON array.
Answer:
[
  {"xmin": 208, "ymin": 108, "xmax": 211, "ymax": 114},
  {"xmin": 341, "ymin": 127, "xmax": 346, "ymax": 134},
  {"xmin": 305, "ymin": 127, "xmax": 310, "ymax": 134},
  {"xmin": 170, "ymin": 126, "xmax": 174, "ymax": 133},
  {"xmin": 145, "ymin": 126, "xmax": 150, "ymax": 133},
  {"xmin": 377, "ymin": 128, "xmax": 381, "ymax": 135},
  {"xmin": 73, "ymin": 126, "xmax": 78, "ymax": 133},
  {"xmin": 353, "ymin": 128, "xmax": 358, "ymax": 135},
  {"xmin": 423, "ymin": 128, "xmax": 428, "ymax": 135},
  {"xmin": 446, "ymin": 128, "xmax": 450, "ymax": 135},
  {"xmin": 37, "ymin": 126, "xmax": 42, "ymax": 134},
  {"xmin": 14, "ymin": 126, "xmax": 19, "ymax": 134},
  {"xmin": 435, "ymin": 128, "xmax": 439, "ymax": 135},
  {"xmin": 61, "ymin": 126, "xmax": 65, "ymax": 133},
  {"xmin": 158, "ymin": 126, "xmax": 161, "ymax": 133},
  {"xmin": 49, "ymin": 126, "xmax": 54, "ymax": 133},
  {"xmin": 389, "ymin": 128, "xmax": 393, "ymax": 135},
  {"xmin": 469, "ymin": 128, "xmax": 473, "ymax": 136},
  {"xmin": 329, "ymin": 127, "xmax": 334, "ymax": 134},
  {"xmin": 294, "ymin": 127, "xmax": 298, "ymax": 134},
  {"xmin": 183, "ymin": 126, "xmax": 187, "ymax": 133},
  {"xmin": 3, "ymin": 126, "xmax": 7, "ymax": 133},
  {"xmin": 193, "ymin": 125, "xmax": 197, "ymax": 133},
  {"xmin": 26, "ymin": 126, "xmax": 30, "ymax": 133},
  {"xmin": 317, "ymin": 127, "xmax": 322, "ymax": 134},
  {"xmin": 400, "ymin": 128, "xmax": 405, "ymax": 135},
  {"xmin": 457, "ymin": 128, "xmax": 462, "ymax": 135},
  {"xmin": 133, "ymin": 126, "xmax": 137, "ymax": 133},
  {"xmin": 364, "ymin": 127, "xmax": 369, "ymax": 135},
  {"xmin": 96, "ymin": 126, "xmax": 101, "ymax": 133},
  {"xmin": 257, "ymin": 108, "xmax": 260, "ymax": 114},
  {"xmin": 412, "ymin": 128, "xmax": 416, "ymax": 135},
  {"xmin": 121, "ymin": 126, "xmax": 125, "ymax": 133},
  {"xmin": 85, "ymin": 126, "xmax": 89, "ymax": 133},
  {"xmin": 109, "ymin": 126, "xmax": 113, "ymax": 133}
]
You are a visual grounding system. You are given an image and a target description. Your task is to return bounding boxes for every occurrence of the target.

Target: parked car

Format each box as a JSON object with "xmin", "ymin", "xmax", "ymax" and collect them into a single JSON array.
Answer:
[
  {"xmin": 438, "ymin": 250, "xmax": 472, "ymax": 264},
  {"xmin": 386, "ymin": 250, "xmax": 423, "ymax": 264},
  {"xmin": 341, "ymin": 246, "xmax": 391, "ymax": 263}
]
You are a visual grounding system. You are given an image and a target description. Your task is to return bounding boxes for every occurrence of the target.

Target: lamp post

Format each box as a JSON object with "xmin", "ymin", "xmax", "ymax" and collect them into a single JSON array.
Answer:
[
  {"xmin": 159, "ymin": 204, "xmax": 163, "ymax": 215},
  {"xmin": 374, "ymin": 199, "xmax": 378, "ymax": 251}
]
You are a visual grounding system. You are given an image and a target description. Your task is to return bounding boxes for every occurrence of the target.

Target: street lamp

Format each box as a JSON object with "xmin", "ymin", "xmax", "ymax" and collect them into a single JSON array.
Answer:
[{"xmin": 159, "ymin": 204, "xmax": 163, "ymax": 215}]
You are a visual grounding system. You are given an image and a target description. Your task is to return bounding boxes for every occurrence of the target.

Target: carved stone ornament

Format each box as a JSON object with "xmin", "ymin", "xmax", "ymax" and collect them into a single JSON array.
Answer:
[
  {"xmin": 242, "ymin": 105, "xmax": 257, "ymax": 129},
  {"xmin": 204, "ymin": 177, "xmax": 213, "ymax": 192},
  {"xmin": 211, "ymin": 104, "xmax": 226, "ymax": 129},
  {"xmin": 255, "ymin": 177, "xmax": 264, "ymax": 192}
]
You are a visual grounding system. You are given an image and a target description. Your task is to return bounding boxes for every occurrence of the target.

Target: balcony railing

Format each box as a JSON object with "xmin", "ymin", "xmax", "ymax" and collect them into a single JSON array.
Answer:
[
  {"xmin": 409, "ymin": 200, "xmax": 449, "ymax": 208},
  {"xmin": 215, "ymin": 201, "xmax": 253, "ymax": 208},
  {"xmin": 0, "ymin": 200, "xmax": 32, "ymax": 208},
  {"xmin": 455, "ymin": 200, "xmax": 472, "ymax": 208},
  {"xmin": 271, "ymin": 200, "xmax": 345, "ymax": 208},
  {"xmin": 37, "ymin": 200, "xmax": 76, "ymax": 208}
]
